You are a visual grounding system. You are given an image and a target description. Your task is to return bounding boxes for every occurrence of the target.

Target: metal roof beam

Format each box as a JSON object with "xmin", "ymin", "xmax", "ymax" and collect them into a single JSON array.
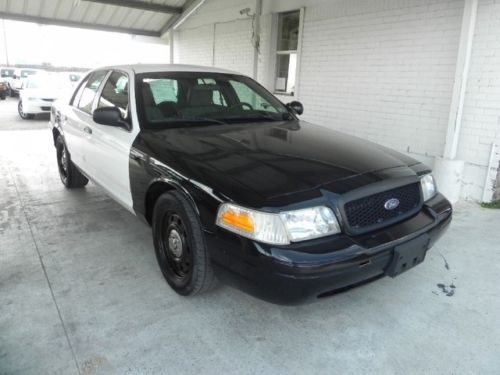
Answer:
[
  {"xmin": 82, "ymin": 0, "xmax": 182, "ymax": 14},
  {"xmin": 0, "ymin": 11, "xmax": 161, "ymax": 37},
  {"xmin": 159, "ymin": 0, "xmax": 205, "ymax": 37}
]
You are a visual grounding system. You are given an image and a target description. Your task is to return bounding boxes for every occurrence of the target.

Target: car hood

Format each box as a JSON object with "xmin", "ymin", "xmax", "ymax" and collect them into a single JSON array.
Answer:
[
  {"xmin": 21, "ymin": 88, "xmax": 67, "ymax": 99},
  {"xmin": 138, "ymin": 121, "xmax": 427, "ymax": 208}
]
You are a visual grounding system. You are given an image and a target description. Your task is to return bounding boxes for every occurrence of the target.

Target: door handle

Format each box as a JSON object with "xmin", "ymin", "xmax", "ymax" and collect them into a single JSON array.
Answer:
[{"xmin": 83, "ymin": 126, "xmax": 92, "ymax": 135}]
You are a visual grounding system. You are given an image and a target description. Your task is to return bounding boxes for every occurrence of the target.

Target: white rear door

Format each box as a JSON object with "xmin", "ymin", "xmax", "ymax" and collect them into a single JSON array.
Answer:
[
  {"xmin": 63, "ymin": 70, "xmax": 109, "ymax": 172},
  {"xmin": 82, "ymin": 69, "xmax": 139, "ymax": 213}
]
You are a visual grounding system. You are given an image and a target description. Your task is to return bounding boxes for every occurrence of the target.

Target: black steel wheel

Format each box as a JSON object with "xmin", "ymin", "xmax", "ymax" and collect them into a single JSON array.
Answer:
[
  {"xmin": 56, "ymin": 138, "xmax": 69, "ymax": 185},
  {"xmin": 55, "ymin": 136, "xmax": 89, "ymax": 188},
  {"xmin": 160, "ymin": 213, "xmax": 193, "ymax": 281},
  {"xmin": 152, "ymin": 191, "xmax": 216, "ymax": 296}
]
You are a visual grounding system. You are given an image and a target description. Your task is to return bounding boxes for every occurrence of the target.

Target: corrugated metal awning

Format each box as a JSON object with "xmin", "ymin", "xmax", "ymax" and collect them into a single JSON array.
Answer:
[{"xmin": 0, "ymin": 0, "xmax": 192, "ymax": 37}]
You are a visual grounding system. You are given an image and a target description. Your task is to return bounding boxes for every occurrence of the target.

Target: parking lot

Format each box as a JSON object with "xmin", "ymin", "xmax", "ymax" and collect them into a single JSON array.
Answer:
[{"xmin": 0, "ymin": 96, "xmax": 499, "ymax": 375}]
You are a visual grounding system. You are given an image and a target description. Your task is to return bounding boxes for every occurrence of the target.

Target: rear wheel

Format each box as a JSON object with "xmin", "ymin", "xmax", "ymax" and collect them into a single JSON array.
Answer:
[
  {"xmin": 0, "ymin": 93, "xmax": 5, "ymax": 100},
  {"xmin": 152, "ymin": 191, "xmax": 216, "ymax": 296},
  {"xmin": 56, "ymin": 136, "xmax": 89, "ymax": 188},
  {"xmin": 18, "ymin": 101, "xmax": 35, "ymax": 119}
]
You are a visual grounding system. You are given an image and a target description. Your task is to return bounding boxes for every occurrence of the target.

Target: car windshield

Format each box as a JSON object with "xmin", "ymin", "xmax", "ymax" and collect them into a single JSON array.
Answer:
[
  {"xmin": 136, "ymin": 72, "xmax": 292, "ymax": 128},
  {"xmin": 26, "ymin": 75, "xmax": 70, "ymax": 90}
]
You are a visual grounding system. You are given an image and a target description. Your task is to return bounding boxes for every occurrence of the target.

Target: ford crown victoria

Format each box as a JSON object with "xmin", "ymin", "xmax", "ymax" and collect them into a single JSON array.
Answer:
[{"xmin": 49, "ymin": 64, "xmax": 452, "ymax": 304}]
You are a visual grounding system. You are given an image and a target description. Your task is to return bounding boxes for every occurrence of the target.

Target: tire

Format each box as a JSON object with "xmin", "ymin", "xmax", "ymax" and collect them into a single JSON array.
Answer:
[
  {"xmin": 152, "ymin": 191, "xmax": 216, "ymax": 296},
  {"xmin": 55, "ymin": 136, "xmax": 89, "ymax": 188},
  {"xmin": 0, "ymin": 93, "xmax": 5, "ymax": 100},
  {"xmin": 18, "ymin": 101, "xmax": 35, "ymax": 119}
]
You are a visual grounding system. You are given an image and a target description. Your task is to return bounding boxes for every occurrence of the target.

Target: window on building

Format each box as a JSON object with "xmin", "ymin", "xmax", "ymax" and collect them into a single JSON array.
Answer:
[{"xmin": 274, "ymin": 10, "xmax": 300, "ymax": 95}]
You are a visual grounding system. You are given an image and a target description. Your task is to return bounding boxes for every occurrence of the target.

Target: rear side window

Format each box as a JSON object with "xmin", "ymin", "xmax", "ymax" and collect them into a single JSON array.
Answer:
[
  {"xmin": 77, "ymin": 71, "xmax": 108, "ymax": 114},
  {"xmin": 98, "ymin": 71, "xmax": 129, "ymax": 119}
]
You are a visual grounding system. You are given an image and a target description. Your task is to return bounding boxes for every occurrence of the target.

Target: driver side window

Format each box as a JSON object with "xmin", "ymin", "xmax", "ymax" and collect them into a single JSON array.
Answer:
[
  {"xmin": 98, "ymin": 71, "xmax": 129, "ymax": 119},
  {"xmin": 77, "ymin": 71, "xmax": 108, "ymax": 114},
  {"xmin": 229, "ymin": 80, "xmax": 277, "ymax": 113}
]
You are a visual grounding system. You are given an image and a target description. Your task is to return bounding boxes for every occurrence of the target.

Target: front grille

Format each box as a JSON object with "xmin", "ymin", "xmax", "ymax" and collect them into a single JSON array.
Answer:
[
  {"xmin": 344, "ymin": 183, "xmax": 421, "ymax": 232},
  {"xmin": 41, "ymin": 106, "xmax": 51, "ymax": 111},
  {"xmin": 42, "ymin": 98, "xmax": 56, "ymax": 102}
]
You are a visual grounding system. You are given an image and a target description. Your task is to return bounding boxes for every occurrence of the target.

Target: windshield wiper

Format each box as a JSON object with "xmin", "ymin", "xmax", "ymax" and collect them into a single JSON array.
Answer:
[
  {"xmin": 222, "ymin": 112, "xmax": 282, "ymax": 122},
  {"xmin": 189, "ymin": 117, "xmax": 227, "ymax": 125},
  {"xmin": 165, "ymin": 117, "xmax": 227, "ymax": 125}
]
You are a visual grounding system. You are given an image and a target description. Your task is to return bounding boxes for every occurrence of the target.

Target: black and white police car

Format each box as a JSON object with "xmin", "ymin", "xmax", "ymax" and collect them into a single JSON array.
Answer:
[{"xmin": 50, "ymin": 64, "xmax": 452, "ymax": 304}]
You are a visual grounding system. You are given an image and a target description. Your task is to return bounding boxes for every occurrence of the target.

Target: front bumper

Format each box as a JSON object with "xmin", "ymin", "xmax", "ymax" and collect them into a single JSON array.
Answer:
[
  {"xmin": 206, "ymin": 193, "xmax": 452, "ymax": 305},
  {"xmin": 22, "ymin": 100, "xmax": 54, "ymax": 114}
]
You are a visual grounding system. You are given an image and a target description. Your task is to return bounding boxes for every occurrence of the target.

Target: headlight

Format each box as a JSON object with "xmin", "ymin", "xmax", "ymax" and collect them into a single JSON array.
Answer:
[
  {"xmin": 420, "ymin": 174, "xmax": 437, "ymax": 201},
  {"xmin": 27, "ymin": 97, "xmax": 36, "ymax": 101},
  {"xmin": 216, "ymin": 203, "xmax": 341, "ymax": 245}
]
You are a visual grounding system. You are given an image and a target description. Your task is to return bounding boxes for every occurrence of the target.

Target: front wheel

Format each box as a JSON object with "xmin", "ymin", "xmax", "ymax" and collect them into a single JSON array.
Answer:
[
  {"xmin": 18, "ymin": 101, "xmax": 35, "ymax": 119},
  {"xmin": 0, "ymin": 93, "xmax": 5, "ymax": 100},
  {"xmin": 55, "ymin": 136, "xmax": 89, "ymax": 188},
  {"xmin": 152, "ymin": 191, "xmax": 216, "ymax": 296}
]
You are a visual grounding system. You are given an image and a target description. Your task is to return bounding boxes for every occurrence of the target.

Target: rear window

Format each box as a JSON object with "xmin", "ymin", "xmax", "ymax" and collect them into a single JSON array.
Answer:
[
  {"xmin": 146, "ymin": 78, "xmax": 178, "ymax": 104},
  {"xmin": 1, "ymin": 69, "xmax": 14, "ymax": 78},
  {"xmin": 21, "ymin": 70, "xmax": 36, "ymax": 78}
]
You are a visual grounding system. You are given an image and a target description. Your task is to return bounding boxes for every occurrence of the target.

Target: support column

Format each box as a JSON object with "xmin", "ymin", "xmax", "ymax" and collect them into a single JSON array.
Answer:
[
  {"xmin": 434, "ymin": 0, "xmax": 478, "ymax": 203},
  {"xmin": 169, "ymin": 31, "xmax": 174, "ymax": 64},
  {"xmin": 252, "ymin": 0, "xmax": 262, "ymax": 80}
]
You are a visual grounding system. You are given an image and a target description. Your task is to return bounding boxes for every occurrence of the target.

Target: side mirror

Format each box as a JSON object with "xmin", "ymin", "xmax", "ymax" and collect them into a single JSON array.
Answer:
[
  {"xmin": 93, "ymin": 107, "xmax": 129, "ymax": 129},
  {"xmin": 12, "ymin": 75, "xmax": 17, "ymax": 79},
  {"xmin": 287, "ymin": 101, "xmax": 304, "ymax": 116}
]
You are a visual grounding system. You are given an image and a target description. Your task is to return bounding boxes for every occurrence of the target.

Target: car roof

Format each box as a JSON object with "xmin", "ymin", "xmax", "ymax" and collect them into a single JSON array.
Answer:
[{"xmin": 99, "ymin": 64, "xmax": 243, "ymax": 76}]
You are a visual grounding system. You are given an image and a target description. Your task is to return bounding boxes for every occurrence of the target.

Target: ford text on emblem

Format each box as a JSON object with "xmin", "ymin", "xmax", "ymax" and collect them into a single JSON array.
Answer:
[{"xmin": 384, "ymin": 198, "xmax": 400, "ymax": 210}]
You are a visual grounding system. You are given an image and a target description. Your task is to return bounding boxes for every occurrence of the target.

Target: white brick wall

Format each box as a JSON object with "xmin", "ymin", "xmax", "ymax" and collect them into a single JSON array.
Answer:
[
  {"xmin": 214, "ymin": 19, "xmax": 254, "ymax": 77},
  {"xmin": 173, "ymin": 0, "xmax": 255, "ymax": 76},
  {"xmin": 175, "ymin": 24, "xmax": 214, "ymax": 67},
  {"xmin": 297, "ymin": 0, "xmax": 463, "ymax": 159},
  {"xmin": 458, "ymin": 0, "xmax": 500, "ymax": 200}
]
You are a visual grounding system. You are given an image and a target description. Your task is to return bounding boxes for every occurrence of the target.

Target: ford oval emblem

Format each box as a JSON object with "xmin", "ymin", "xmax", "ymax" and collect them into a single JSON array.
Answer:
[{"xmin": 384, "ymin": 198, "xmax": 400, "ymax": 211}]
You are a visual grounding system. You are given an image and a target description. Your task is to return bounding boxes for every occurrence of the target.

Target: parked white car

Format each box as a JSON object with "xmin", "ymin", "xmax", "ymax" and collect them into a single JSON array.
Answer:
[
  {"xmin": 18, "ymin": 74, "xmax": 73, "ymax": 119},
  {"xmin": 10, "ymin": 68, "xmax": 43, "ymax": 96}
]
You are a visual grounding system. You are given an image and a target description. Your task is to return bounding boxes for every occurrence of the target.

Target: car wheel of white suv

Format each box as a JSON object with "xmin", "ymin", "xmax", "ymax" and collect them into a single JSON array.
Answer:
[{"xmin": 18, "ymin": 101, "xmax": 35, "ymax": 120}]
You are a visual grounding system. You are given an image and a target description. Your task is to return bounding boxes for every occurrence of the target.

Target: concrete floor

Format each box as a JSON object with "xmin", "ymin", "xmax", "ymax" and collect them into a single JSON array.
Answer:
[{"xmin": 1, "ymin": 96, "xmax": 499, "ymax": 374}]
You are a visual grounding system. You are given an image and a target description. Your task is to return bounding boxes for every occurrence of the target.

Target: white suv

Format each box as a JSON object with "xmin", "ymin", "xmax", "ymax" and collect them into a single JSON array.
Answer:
[{"xmin": 10, "ymin": 68, "xmax": 43, "ymax": 96}]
